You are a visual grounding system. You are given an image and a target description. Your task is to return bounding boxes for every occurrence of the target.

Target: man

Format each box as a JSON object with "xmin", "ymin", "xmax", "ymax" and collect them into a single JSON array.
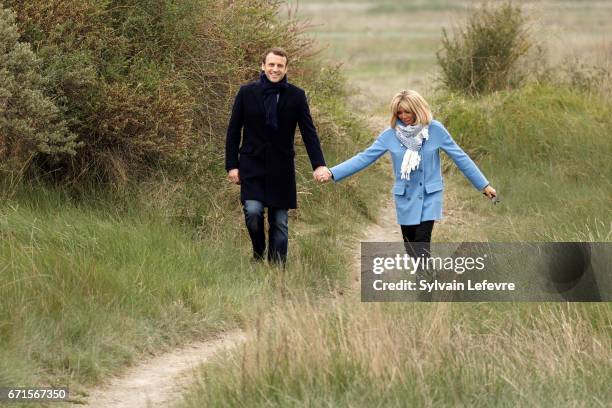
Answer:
[{"xmin": 225, "ymin": 47, "xmax": 330, "ymax": 264}]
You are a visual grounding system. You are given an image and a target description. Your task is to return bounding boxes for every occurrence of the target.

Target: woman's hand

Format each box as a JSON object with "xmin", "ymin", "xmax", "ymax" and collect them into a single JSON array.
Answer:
[
  {"xmin": 482, "ymin": 185, "xmax": 496, "ymax": 199},
  {"xmin": 314, "ymin": 167, "xmax": 333, "ymax": 183}
]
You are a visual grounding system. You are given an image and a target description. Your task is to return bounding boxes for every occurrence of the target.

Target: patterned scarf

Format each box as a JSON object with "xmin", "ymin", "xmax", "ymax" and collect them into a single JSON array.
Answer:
[
  {"xmin": 395, "ymin": 123, "xmax": 429, "ymax": 180},
  {"xmin": 259, "ymin": 71, "xmax": 288, "ymax": 130}
]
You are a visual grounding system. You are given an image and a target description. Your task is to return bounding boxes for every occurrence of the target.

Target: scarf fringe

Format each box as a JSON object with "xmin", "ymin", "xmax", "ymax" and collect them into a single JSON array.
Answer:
[{"xmin": 400, "ymin": 150, "xmax": 421, "ymax": 180}]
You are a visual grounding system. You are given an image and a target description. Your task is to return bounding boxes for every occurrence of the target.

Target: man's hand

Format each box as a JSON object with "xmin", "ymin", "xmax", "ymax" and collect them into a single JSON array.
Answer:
[
  {"xmin": 228, "ymin": 168, "xmax": 240, "ymax": 185},
  {"xmin": 313, "ymin": 166, "xmax": 332, "ymax": 183},
  {"xmin": 482, "ymin": 185, "xmax": 496, "ymax": 199}
]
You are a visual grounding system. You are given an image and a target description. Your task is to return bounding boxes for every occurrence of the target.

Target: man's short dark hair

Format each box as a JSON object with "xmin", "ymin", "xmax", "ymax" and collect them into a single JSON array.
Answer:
[{"xmin": 262, "ymin": 47, "xmax": 289, "ymax": 65}]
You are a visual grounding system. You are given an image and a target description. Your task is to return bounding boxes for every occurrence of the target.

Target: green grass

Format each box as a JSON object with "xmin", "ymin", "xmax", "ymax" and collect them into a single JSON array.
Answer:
[
  {"xmin": 0, "ymin": 179, "xmax": 387, "ymax": 402},
  {"xmin": 0, "ymin": 189, "xmax": 252, "ymax": 384},
  {"xmin": 434, "ymin": 84, "xmax": 612, "ymax": 241},
  {"xmin": 178, "ymin": 83, "xmax": 612, "ymax": 407},
  {"xmin": 174, "ymin": 2, "xmax": 611, "ymax": 407},
  {"xmin": 0, "ymin": 72, "xmax": 389, "ymax": 404},
  {"xmin": 3, "ymin": 1, "xmax": 611, "ymax": 406}
]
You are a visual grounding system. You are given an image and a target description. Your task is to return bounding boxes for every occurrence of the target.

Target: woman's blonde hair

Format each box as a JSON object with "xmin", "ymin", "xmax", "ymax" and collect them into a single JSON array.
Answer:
[{"xmin": 389, "ymin": 90, "xmax": 433, "ymax": 128}]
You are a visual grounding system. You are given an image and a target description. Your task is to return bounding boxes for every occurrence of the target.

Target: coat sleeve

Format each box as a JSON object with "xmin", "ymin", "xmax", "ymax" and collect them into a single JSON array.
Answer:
[
  {"xmin": 437, "ymin": 122, "xmax": 489, "ymax": 191},
  {"xmin": 225, "ymin": 86, "xmax": 244, "ymax": 171},
  {"xmin": 297, "ymin": 90, "xmax": 326, "ymax": 170},
  {"xmin": 330, "ymin": 132, "xmax": 388, "ymax": 182}
]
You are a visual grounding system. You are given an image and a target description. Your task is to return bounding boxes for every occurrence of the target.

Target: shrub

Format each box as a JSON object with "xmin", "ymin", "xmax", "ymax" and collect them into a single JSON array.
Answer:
[
  {"xmin": 436, "ymin": 1, "xmax": 532, "ymax": 95},
  {"xmin": 0, "ymin": 7, "xmax": 79, "ymax": 173},
  {"xmin": 2, "ymin": 0, "xmax": 318, "ymax": 185}
]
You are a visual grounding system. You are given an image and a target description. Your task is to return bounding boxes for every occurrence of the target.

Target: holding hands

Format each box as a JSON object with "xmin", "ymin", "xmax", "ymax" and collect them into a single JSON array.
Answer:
[
  {"xmin": 230, "ymin": 167, "xmax": 332, "ymax": 185},
  {"xmin": 313, "ymin": 166, "xmax": 333, "ymax": 183}
]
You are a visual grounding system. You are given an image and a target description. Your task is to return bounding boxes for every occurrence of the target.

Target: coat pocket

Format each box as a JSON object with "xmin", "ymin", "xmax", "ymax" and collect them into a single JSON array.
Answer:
[
  {"xmin": 239, "ymin": 145, "xmax": 255, "ymax": 155},
  {"xmin": 425, "ymin": 181, "xmax": 443, "ymax": 194},
  {"xmin": 392, "ymin": 184, "xmax": 406, "ymax": 196}
]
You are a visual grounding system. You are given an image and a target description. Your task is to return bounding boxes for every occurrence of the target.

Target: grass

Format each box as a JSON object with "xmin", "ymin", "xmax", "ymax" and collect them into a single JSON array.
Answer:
[
  {"xmin": 434, "ymin": 83, "xmax": 612, "ymax": 241},
  {"xmin": 0, "ymin": 176, "xmax": 387, "ymax": 403},
  {"xmin": 178, "ymin": 2, "xmax": 612, "ymax": 407},
  {"xmin": 0, "ymin": 189, "xmax": 254, "ymax": 385},
  {"xmin": 180, "ymin": 299, "xmax": 611, "ymax": 407},
  {"xmin": 290, "ymin": 0, "xmax": 612, "ymax": 109},
  {"xmin": 0, "ymin": 72, "xmax": 389, "ymax": 405},
  {"xmin": 178, "ymin": 68, "xmax": 612, "ymax": 408},
  {"xmin": 2, "ymin": 1, "xmax": 611, "ymax": 406}
]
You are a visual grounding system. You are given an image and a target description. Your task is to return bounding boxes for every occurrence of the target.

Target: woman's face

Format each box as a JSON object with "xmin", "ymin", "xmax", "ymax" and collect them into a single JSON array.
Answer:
[{"xmin": 397, "ymin": 108, "xmax": 416, "ymax": 125}]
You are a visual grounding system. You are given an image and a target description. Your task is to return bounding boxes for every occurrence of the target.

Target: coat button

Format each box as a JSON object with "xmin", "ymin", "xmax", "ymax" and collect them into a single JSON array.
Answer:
[{"xmin": 419, "ymin": 182, "xmax": 422, "ymax": 186}]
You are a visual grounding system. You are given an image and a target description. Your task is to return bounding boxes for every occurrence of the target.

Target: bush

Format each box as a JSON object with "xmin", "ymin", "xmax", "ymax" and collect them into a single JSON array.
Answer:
[
  {"xmin": 436, "ymin": 1, "xmax": 532, "ymax": 95},
  {"xmin": 1, "ymin": 0, "xmax": 318, "ymax": 185},
  {"xmin": 0, "ymin": 8, "xmax": 79, "ymax": 173}
]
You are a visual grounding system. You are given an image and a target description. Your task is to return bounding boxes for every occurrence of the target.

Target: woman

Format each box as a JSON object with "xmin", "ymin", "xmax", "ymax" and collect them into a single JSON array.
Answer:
[{"xmin": 319, "ymin": 89, "xmax": 496, "ymax": 243}]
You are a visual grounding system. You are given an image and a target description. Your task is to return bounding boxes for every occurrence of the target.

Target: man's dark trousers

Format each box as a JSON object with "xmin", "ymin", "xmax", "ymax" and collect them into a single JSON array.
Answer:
[{"xmin": 244, "ymin": 200, "xmax": 288, "ymax": 263}]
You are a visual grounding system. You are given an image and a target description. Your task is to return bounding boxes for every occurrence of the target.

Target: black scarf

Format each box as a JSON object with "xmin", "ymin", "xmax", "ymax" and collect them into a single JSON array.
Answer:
[{"xmin": 259, "ymin": 71, "xmax": 288, "ymax": 130}]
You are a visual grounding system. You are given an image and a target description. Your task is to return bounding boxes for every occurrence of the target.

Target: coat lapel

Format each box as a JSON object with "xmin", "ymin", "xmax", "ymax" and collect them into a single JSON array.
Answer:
[
  {"xmin": 277, "ymin": 88, "xmax": 289, "ymax": 113},
  {"xmin": 253, "ymin": 83, "xmax": 266, "ymax": 116}
]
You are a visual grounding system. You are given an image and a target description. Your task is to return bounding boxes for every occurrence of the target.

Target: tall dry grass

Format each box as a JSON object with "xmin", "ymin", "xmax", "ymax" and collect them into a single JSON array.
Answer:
[{"xmin": 183, "ymin": 299, "xmax": 611, "ymax": 406}]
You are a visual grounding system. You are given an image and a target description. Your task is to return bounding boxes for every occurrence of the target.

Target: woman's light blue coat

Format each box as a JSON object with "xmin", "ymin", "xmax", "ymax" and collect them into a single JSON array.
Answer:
[{"xmin": 330, "ymin": 120, "xmax": 489, "ymax": 226}]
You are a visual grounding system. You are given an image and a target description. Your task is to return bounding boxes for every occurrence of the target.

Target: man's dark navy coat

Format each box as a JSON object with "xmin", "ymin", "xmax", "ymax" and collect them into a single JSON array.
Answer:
[{"xmin": 225, "ymin": 79, "xmax": 326, "ymax": 209}]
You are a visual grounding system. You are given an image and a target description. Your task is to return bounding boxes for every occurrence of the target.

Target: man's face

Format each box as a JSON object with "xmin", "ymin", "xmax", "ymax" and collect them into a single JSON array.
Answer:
[{"xmin": 261, "ymin": 53, "xmax": 288, "ymax": 83}]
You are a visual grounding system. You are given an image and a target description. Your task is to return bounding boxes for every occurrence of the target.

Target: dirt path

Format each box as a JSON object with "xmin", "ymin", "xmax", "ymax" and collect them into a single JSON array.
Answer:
[
  {"xmin": 80, "ymin": 201, "xmax": 401, "ymax": 408},
  {"xmin": 81, "ymin": 188, "xmax": 478, "ymax": 407},
  {"xmin": 362, "ymin": 199, "xmax": 401, "ymax": 242},
  {"xmin": 82, "ymin": 330, "xmax": 246, "ymax": 408},
  {"xmin": 80, "ymin": 106, "xmax": 484, "ymax": 407}
]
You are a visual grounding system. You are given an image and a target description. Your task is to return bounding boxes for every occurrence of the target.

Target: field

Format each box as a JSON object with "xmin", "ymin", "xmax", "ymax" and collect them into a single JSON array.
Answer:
[
  {"xmin": 286, "ymin": 0, "xmax": 612, "ymax": 111},
  {"xmin": 285, "ymin": 0, "xmax": 612, "ymax": 242},
  {"xmin": 1, "ymin": 1, "xmax": 610, "ymax": 406},
  {"xmin": 178, "ymin": 1, "xmax": 612, "ymax": 406}
]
